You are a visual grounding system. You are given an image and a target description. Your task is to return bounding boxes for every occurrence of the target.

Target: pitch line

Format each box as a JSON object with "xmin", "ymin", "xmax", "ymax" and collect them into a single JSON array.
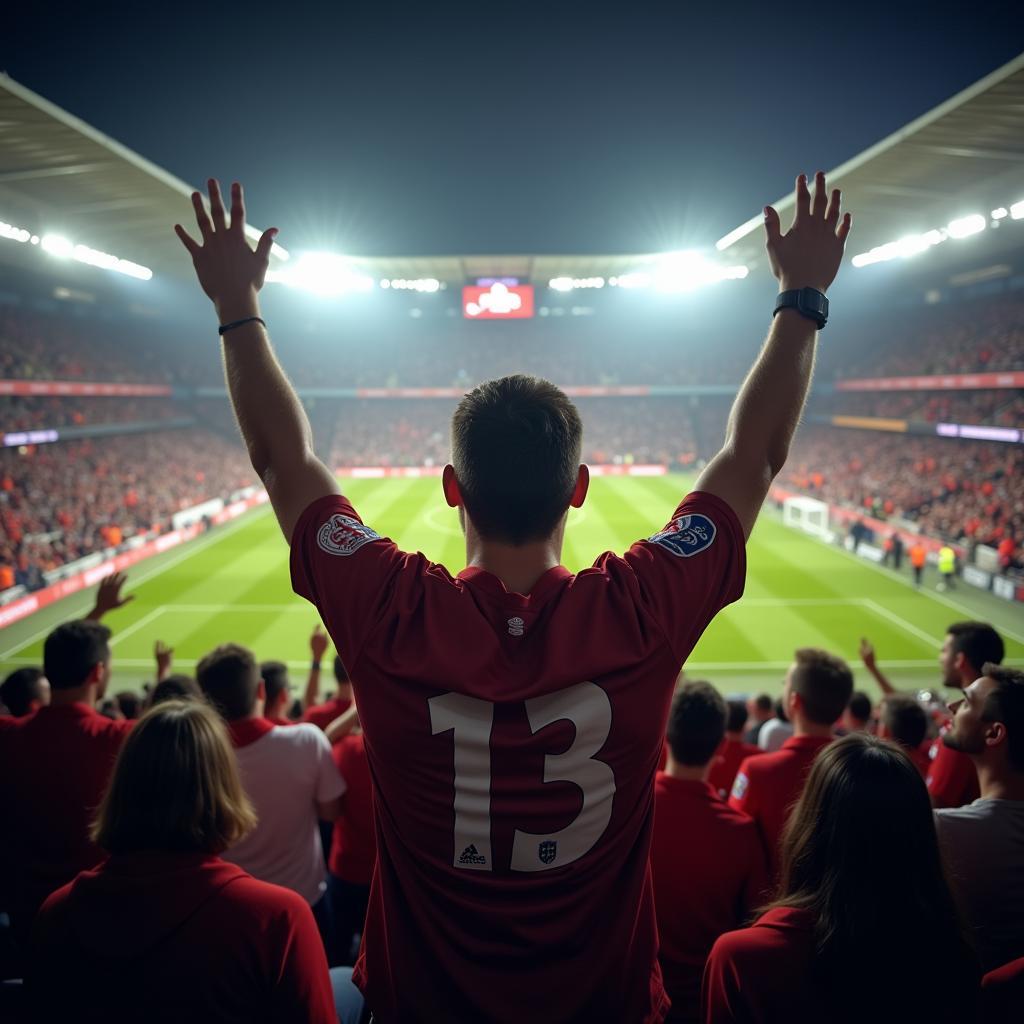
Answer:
[
  {"xmin": 858, "ymin": 598, "xmax": 943, "ymax": 649},
  {"xmin": 109, "ymin": 607, "xmax": 167, "ymax": 647}
]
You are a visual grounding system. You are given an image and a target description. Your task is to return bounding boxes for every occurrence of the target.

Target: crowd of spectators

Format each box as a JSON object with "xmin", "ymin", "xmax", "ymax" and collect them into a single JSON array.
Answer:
[
  {"xmin": 0, "ymin": 396, "xmax": 184, "ymax": 433},
  {"xmin": 824, "ymin": 389, "xmax": 1023, "ymax": 428}
]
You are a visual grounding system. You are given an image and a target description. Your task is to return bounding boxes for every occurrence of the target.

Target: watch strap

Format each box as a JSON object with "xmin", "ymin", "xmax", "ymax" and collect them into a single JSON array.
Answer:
[{"xmin": 773, "ymin": 288, "xmax": 828, "ymax": 329}]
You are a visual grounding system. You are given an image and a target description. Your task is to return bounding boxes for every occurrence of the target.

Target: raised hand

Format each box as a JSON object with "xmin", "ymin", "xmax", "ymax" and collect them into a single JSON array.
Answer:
[
  {"xmin": 310, "ymin": 625, "xmax": 330, "ymax": 662},
  {"xmin": 154, "ymin": 640, "xmax": 174, "ymax": 682},
  {"xmin": 859, "ymin": 637, "xmax": 877, "ymax": 671},
  {"xmin": 86, "ymin": 571, "xmax": 135, "ymax": 621},
  {"xmin": 174, "ymin": 179, "xmax": 278, "ymax": 321},
  {"xmin": 764, "ymin": 171, "xmax": 852, "ymax": 293}
]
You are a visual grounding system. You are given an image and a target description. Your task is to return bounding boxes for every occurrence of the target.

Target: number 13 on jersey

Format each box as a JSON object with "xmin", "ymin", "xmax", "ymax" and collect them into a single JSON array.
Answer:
[{"xmin": 429, "ymin": 681, "xmax": 617, "ymax": 873}]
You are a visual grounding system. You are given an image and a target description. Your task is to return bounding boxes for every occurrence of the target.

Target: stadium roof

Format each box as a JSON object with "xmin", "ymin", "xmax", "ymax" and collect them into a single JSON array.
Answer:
[
  {"xmin": 716, "ymin": 50, "xmax": 1024, "ymax": 275},
  {"xmin": 2, "ymin": 52, "xmax": 1024, "ymax": 290}
]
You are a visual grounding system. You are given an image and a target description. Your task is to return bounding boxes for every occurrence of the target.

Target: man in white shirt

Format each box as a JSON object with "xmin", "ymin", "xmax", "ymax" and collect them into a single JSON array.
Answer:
[
  {"xmin": 935, "ymin": 663, "xmax": 1024, "ymax": 972},
  {"xmin": 196, "ymin": 644, "xmax": 345, "ymax": 925},
  {"xmin": 757, "ymin": 697, "xmax": 794, "ymax": 752}
]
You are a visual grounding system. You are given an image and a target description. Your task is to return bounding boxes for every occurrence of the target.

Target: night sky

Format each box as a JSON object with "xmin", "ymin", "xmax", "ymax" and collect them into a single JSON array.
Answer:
[{"xmin": 5, "ymin": 3, "xmax": 1024, "ymax": 256}]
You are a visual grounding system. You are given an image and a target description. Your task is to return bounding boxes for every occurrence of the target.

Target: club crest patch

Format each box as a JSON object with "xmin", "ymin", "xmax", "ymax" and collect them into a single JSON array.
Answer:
[
  {"xmin": 731, "ymin": 772, "xmax": 749, "ymax": 801},
  {"xmin": 649, "ymin": 513, "xmax": 717, "ymax": 557},
  {"xmin": 316, "ymin": 514, "xmax": 380, "ymax": 557}
]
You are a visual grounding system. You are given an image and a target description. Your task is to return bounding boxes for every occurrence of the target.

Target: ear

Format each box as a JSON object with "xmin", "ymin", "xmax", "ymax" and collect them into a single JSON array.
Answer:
[
  {"xmin": 86, "ymin": 662, "xmax": 105, "ymax": 688},
  {"xmin": 442, "ymin": 464, "xmax": 462, "ymax": 508},
  {"xmin": 256, "ymin": 679, "xmax": 266, "ymax": 703},
  {"xmin": 985, "ymin": 720, "xmax": 1008, "ymax": 752},
  {"xmin": 570, "ymin": 464, "xmax": 589, "ymax": 509},
  {"xmin": 788, "ymin": 689, "xmax": 802, "ymax": 717}
]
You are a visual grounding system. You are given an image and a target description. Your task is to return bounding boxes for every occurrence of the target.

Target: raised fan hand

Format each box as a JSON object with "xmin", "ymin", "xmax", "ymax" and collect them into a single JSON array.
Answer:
[{"xmin": 763, "ymin": 171, "xmax": 852, "ymax": 293}]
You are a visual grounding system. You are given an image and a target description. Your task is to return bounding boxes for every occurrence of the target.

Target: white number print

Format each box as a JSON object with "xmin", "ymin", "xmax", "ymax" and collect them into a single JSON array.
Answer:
[{"xmin": 430, "ymin": 681, "xmax": 616, "ymax": 873}]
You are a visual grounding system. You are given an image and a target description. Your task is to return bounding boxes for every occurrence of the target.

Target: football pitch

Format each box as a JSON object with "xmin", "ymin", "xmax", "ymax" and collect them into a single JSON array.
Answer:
[{"xmin": 2, "ymin": 474, "xmax": 1022, "ymax": 698}]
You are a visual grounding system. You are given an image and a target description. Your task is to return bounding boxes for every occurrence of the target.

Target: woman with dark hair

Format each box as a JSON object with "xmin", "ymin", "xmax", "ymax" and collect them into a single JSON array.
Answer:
[
  {"xmin": 27, "ymin": 700, "xmax": 355, "ymax": 1023},
  {"xmin": 702, "ymin": 733, "xmax": 979, "ymax": 1023}
]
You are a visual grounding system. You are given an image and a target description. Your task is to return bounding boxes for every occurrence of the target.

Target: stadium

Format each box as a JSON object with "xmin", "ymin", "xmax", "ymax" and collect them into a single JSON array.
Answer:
[{"xmin": 1, "ymin": 25, "xmax": 1023, "ymax": 1024}]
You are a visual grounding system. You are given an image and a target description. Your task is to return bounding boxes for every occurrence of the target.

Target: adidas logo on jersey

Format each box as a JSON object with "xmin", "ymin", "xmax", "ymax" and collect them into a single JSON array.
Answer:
[
  {"xmin": 458, "ymin": 843, "xmax": 487, "ymax": 866},
  {"xmin": 507, "ymin": 616, "xmax": 525, "ymax": 637}
]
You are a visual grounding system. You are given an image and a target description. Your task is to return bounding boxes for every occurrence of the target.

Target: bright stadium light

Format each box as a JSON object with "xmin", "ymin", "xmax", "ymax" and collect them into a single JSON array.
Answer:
[
  {"xmin": 650, "ymin": 251, "xmax": 749, "ymax": 292},
  {"xmin": 946, "ymin": 214, "xmax": 986, "ymax": 239},
  {"xmin": 384, "ymin": 278, "xmax": 441, "ymax": 293},
  {"xmin": 41, "ymin": 234, "xmax": 74, "ymax": 258},
  {"xmin": 991, "ymin": 208, "xmax": 1009, "ymax": 220},
  {"xmin": 0, "ymin": 221, "xmax": 31, "ymax": 243},
  {"xmin": 1010, "ymin": 200, "xmax": 1024, "ymax": 220},
  {"xmin": 548, "ymin": 276, "xmax": 605, "ymax": 291},
  {"xmin": 272, "ymin": 252, "xmax": 374, "ymax": 296},
  {"xmin": 549, "ymin": 277, "xmax": 574, "ymax": 292},
  {"xmin": 851, "ymin": 229, "xmax": 945, "ymax": 268}
]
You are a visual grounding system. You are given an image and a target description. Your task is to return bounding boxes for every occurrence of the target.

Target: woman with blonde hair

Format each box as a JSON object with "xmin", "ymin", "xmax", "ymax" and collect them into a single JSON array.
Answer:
[{"xmin": 28, "ymin": 699, "xmax": 348, "ymax": 1023}]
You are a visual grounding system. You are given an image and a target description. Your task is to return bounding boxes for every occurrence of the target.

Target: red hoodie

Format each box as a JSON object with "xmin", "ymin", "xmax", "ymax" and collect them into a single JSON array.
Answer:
[{"xmin": 28, "ymin": 851, "xmax": 336, "ymax": 1023}]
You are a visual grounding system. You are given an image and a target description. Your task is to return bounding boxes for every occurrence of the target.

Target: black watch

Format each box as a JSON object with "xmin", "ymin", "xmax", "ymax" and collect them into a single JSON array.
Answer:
[{"xmin": 773, "ymin": 287, "xmax": 828, "ymax": 329}]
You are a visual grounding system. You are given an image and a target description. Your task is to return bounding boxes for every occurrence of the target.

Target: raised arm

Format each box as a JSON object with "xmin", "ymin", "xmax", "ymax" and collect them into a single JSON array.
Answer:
[
  {"xmin": 859, "ymin": 637, "xmax": 896, "ymax": 696},
  {"xmin": 175, "ymin": 179, "xmax": 339, "ymax": 541},
  {"xmin": 696, "ymin": 172, "xmax": 852, "ymax": 539}
]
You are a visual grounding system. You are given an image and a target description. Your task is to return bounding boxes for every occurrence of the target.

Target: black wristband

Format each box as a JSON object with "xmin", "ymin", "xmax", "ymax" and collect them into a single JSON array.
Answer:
[
  {"xmin": 218, "ymin": 316, "xmax": 266, "ymax": 336},
  {"xmin": 311, "ymin": 661, "xmax": 322, "ymax": 671}
]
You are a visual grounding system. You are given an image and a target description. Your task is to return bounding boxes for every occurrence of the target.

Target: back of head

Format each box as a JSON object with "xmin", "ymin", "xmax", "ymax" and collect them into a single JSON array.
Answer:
[
  {"xmin": 1, "ymin": 667, "xmax": 47, "ymax": 717},
  {"xmin": 196, "ymin": 644, "xmax": 259, "ymax": 721},
  {"xmin": 150, "ymin": 674, "xmax": 202, "ymax": 707},
  {"xmin": 948, "ymin": 622, "xmax": 1004, "ymax": 675},
  {"xmin": 93, "ymin": 700, "xmax": 256, "ymax": 854},
  {"xmin": 846, "ymin": 691, "xmax": 872, "ymax": 726},
  {"xmin": 115, "ymin": 691, "xmax": 141, "ymax": 721},
  {"xmin": 726, "ymin": 699, "xmax": 748, "ymax": 735},
  {"xmin": 980, "ymin": 663, "xmax": 1024, "ymax": 773},
  {"xmin": 776, "ymin": 734, "xmax": 975, "ymax": 1012},
  {"xmin": 666, "ymin": 681, "xmax": 727, "ymax": 766},
  {"xmin": 752, "ymin": 693, "xmax": 773, "ymax": 717},
  {"xmin": 451, "ymin": 374, "xmax": 582, "ymax": 545},
  {"xmin": 881, "ymin": 696, "xmax": 928, "ymax": 751},
  {"xmin": 260, "ymin": 660, "xmax": 290, "ymax": 710},
  {"xmin": 43, "ymin": 620, "xmax": 111, "ymax": 691},
  {"xmin": 790, "ymin": 648, "xmax": 854, "ymax": 726}
]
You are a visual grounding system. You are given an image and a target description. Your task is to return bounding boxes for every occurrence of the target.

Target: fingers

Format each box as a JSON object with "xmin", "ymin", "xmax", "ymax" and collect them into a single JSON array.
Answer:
[
  {"xmin": 825, "ymin": 187, "xmax": 841, "ymax": 224},
  {"xmin": 191, "ymin": 191, "xmax": 213, "ymax": 240},
  {"xmin": 763, "ymin": 205, "xmax": 782, "ymax": 246},
  {"xmin": 837, "ymin": 212, "xmax": 853, "ymax": 244},
  {"xmin": 255, "ymin": 227, "xmax": 279, "ymax": 263},
  {"xmin": 174, "ymin": 224, "xmax": 201, "ymax": 256},
  {"xmin": 208, "ymin": 178, "xmax": 228, "ymax": 232},
  {"xmin": 795, "ymin": 173, "xmax": 811, "ymax": 220},
  {"xmin": 811, "ymin": 171, "xmax": 827, "ymax": 217},
  {"xmin": 230, "ymin": 182, "xmax": 246, "ymax": 234}
]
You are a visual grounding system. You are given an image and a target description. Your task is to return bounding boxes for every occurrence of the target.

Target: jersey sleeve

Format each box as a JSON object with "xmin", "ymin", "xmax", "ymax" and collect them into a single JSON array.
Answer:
[
  {"xmin": 926, "ymin": 742, "xmax": 978, "ymax": 809},
  {"xmin": 728, "ymin": 758, "xmax": 757, "ymax": 818},
  {"xmin": 269, "ymin": 895, "xmax": 338, "ymax": 1024},
  {"xmin": 290, "ymin": 494, "xmax": 412, "ymax": 671},
  {"xmin": 622, "ymin": 490, "xmax": 746, "ymax": 663}
]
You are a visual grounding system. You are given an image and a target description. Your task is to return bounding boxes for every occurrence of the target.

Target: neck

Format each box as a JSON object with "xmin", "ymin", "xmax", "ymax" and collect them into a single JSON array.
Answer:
[
  {"xmin": 49, "ymin": 684, "xmax": 95, "ymax": 708},
  {"xmin": 792, "ymin": 717, "xmax": 833, "ymax": 739},
  {"xmin": 975, "ymin": 760, "xmax": 1024, "ymax": 802},
  {"xmin": 664, "ymin": 754, "xmax": 710, "ymax": 782},
  {"xmin": 465, "ymin": 525, "xmax": 564, "ymax": 596}
]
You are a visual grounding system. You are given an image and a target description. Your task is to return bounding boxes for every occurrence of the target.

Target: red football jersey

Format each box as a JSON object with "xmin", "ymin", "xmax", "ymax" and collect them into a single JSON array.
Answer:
[
  {"xmin": 728, "ymin": 734, "xmax": 833, "ymax": 877},
  {"xmin": 330, "ymin": 733, "xmax": 377, "ymax": 885},
  {"xmin": 291, "ymin": 490, "xmax": 745, "ymax": 1022},
  {"xmin": 302, "ymin": 695, "xmax": 353, "ymax": 734},
  {"xmin": 706, "ymin": 737, "xmax": 760, "ymax": 800},
  {"xmin": 927, "ymin": 734, "xmax": 980, "ymax": 809}
]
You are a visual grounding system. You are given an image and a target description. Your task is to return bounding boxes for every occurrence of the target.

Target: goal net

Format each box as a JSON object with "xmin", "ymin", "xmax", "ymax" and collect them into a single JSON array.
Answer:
[{"xmin": 782, "ymin": 495, "xmax": 832, "ymax": 541}]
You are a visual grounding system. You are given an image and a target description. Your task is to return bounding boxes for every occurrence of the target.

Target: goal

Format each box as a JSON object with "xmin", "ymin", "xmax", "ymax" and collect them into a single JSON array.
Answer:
[{"xmin": 782, "ymin": 495, "xmax": 833, "ymax": 542}]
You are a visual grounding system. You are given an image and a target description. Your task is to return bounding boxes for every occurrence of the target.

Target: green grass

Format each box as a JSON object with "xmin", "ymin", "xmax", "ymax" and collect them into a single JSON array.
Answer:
[{"xmin": 2, "ymin": 474, "xmax": 1022, "ymax": 699}]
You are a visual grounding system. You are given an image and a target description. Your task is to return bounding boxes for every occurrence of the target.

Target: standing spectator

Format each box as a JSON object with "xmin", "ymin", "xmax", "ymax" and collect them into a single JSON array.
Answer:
[
  {"xmin": 730, "ymin": 649, "xmax": 852, "ymax": 876},
  {"xmin": 149, "ymin": 674, "xmax": 203, "ymax": 706},
  {"xmin": 704, "ymin": 734, "xmax": 979, "ymax": 1023},
  {"xmin": 910, "ymin": 539, "xmax": 927, "ymax": 588},
  {"xmin": 936, "ymin": 664, "xmax": 1024, "ymax": 972},
  {"xmin": 0, "ymin": 667, "xmax": 50, "ymax": 721},
  {"xmin": 757, "ymin": 697, "xmax": 793, "ymax": 752},
  {"xmin": 938, "ymin": 543, "xmax": 958, "ymax": 591},
  {"xmin": 707, "ymin": 699, "xmax": 760, "ymax": 799},
  {"xmin": 839, "ymin": 691, "xmax": 873, "ymax": 734},
  {"xmin": 27, "ymin": 699, "xmax": 345, "ymax": 1024},
  {"xmin": 861, "ymin": 624, "xmax": 1004, "ymax": 809},
  {"xmin": 877, "ymin": 695, "xmax": 930, "ymax": 777},
  {"xmin": 652, "ymin": 683, "xmax": 768, "ymax": 1022},
  {"xmin": 0, "ymin": 621, "xmax": 131, "ymax": 946},
  {"xmin": 196, "ymin": 644, "xmax": 346, "ymax": 931},
  {"xmin": 303, "ymin": 631, "xmax": 353, "ymax": 733},
  {"xmin": 743, "ymin": 694, "xmax": 774, "ymax": 746},
  {"xmin": 261, "ymin": 660, "xmax": 296, "ymax": 726}
]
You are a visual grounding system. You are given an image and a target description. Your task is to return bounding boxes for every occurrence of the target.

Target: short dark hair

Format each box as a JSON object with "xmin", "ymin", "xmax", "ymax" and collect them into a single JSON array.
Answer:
[
  {"xmin": 261, "ymin": 660, "xmax": 290, "ymax": 708},
  {"xmin": 882, "ymin": 696, "xmax": 928, "ymax": 750},
  {"xmin": 196, "ymin": 644, "xmax": 259, "ymax": 722},
  {"xmin": 726, "ymin": 699, "xmax": 748, "ymax": 734},
  {"xmin": 43, "ymin": 620, "xmax": 111, "ymax": 690},
  {"xmin": 115, "ymin": 691, "xmax": 141, "ymax": 720},
  {"xmin": 753, "ymin": 693, "xmax": 773, "ymax": 714},
  {"xmin": 150, "ymin": 675, "xmax": 202, "ymax": 707},
  {"xmin": 947, "ymin": 622, "xmax": 1004, "ymax": 675},
  {"xmin": 981, "ymin": 663, "xmax": 1024, "ymax": 772},
  {"xmin": 451, "ymin": 374, "xmax": 583, "ymax": 545},
  {"xmin": 1, "ymin": 667, "xmax": 46, "ymax": 717},
  {"xmin": 333, "ymin": 655, "xmax": 350, "ymax": 684},
  {"xmin": 666, "ymin": 681, "xmax": 727, "ymax": 766},
  {"xmin": 847, "ymin": 691, "xmax": 872, "ymax": 724},
  {"xmin": 791, "ymin": 648, "xmax": 854, "ymax": 726}
]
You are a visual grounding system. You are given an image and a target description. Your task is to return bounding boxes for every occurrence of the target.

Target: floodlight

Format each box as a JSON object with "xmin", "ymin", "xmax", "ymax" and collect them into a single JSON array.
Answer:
[
  {"xmin": 41, "ymin": 234, "xmax": 73, "ymax": 258},
  {"xmin": 0, "ymin": 222, "xmax": 30, "ymax": 243},
  {"xmin": 991, "ymin": 208, "xmax": 1008, "ymax": 220},
  {"xmin": 277, "ymin": 252, "xmax": 374, "ymax": 296},
  {"xmin": 946, "ymin": 215, "xmax": 986, "ymax": 239},
  {"xmin": 549, "ymin": 277, "xmax": 574, "ymax": 291},
  {"xmin": 1010, "ymin": 200, "xmax": 1024, "ymax": 220}
]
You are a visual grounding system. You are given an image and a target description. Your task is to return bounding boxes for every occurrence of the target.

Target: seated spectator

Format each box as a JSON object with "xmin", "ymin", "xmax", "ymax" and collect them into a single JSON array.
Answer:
[
  {"xmin": 325, "ymin": 701, "xmax": 376, "ymax": 967},
  {"xmin": 742, "ymin": 693, "xmax": 773, "ymax": 746},
  {"xmin": 0, "ymin": 621, "xmax": 131, "ymax": 947},
  {"xmin": 877, "ymin": 695, "xmax": 930, "ymax": 777},
  {"xmin": 706, "ymin": 699, "xmax": 760, "ymax": 799},
  {"xmin": 757, "ymin": 697, "xmax": 793, "ymax": 752},
  {"xmin": 935, "ymin": 664, "xmax": 1024, "ymax": 972},
  {"xmin": 27, "ymin": 699, "xmax": 345, "ymax": 1023},
  {"xmin": 840, "ymin": 690, "xmax": 873, "ymax": 733},
  {"xmin": 261, "ymin": 660, "xmax": 296, "ymax": 726},
  {"xmin": 196, "ymin": 644, "xmax": 345, "ymax": 928},
  {"xmin": 149, "ymin": 674, "xmax": 203, "ymax": 707},
  {"xmin": 0, "ymin": 667, "xmax": 50, "ymax": 721},
  {"xmin": 704, "ymin": 734, "xmax": 979, "ymax": 1023},
  {"xmin": 730, "ymin": 649, "xmax": 853, "ymax": 876},
  {"xmin": 652, "ymin": 683, "xmax": 769, "ymax": 1022}
]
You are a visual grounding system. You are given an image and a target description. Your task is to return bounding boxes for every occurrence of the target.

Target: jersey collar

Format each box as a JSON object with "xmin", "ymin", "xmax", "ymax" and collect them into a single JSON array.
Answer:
[
  {"xmin": 781, "ymin": 733, "xmax": 834, "ymax": 754},
  {"xmin": 227, "ymin": 716, "xmax": 275, "ymax": 749},
  {"xmin": 457, "ymin": 564, "xmax": 572, "ymax": 605}
]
